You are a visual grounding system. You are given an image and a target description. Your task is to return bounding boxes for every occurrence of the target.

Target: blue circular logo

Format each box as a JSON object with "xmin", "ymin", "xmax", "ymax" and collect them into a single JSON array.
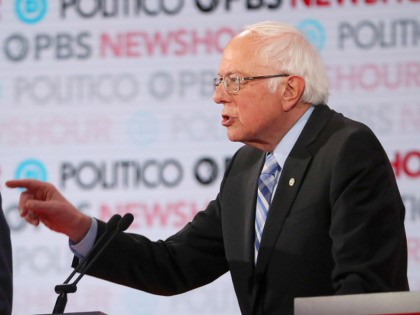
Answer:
[
  {"xmin": 15, "ymin": 0, "xmax": 48, "ymax": 24},
  {"xmin": 297, "ymin": 19, "xmax": 326, "ymax": 51},
  {"xmin": 15, "ymin": 159, "xmax": 48, "ymax": 182}
]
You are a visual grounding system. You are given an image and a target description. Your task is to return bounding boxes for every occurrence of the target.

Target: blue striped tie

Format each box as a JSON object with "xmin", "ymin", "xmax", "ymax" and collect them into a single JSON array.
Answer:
[{"xmin": 255, "ymin": 153, "xmax": 280, "ymax": 263}]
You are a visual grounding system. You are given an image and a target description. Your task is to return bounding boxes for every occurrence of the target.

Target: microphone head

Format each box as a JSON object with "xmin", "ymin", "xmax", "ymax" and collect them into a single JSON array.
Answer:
[
  {"xmin": 118, "ymin": 213, "xmax": 134, "ymax": 232},
  {"xmin": 106, "ymin": 214, "xmax": 122, "ymax": 231}
]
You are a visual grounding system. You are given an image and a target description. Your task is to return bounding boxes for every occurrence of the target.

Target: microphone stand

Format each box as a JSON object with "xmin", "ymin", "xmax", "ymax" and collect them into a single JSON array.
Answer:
[{"xmin": 51, "ymin": 214, "xmax": 133, "ymax": 314}]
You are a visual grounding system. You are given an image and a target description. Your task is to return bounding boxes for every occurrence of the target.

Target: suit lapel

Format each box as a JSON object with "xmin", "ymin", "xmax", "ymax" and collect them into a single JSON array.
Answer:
[
  {"xmin": 237, "ymin": 154, "xmax": 264, "ymax": 264},
  {"xmin": 222, "ymin": 148, "xmax": 265, "ymax": 313},
  {"xmin": 255, "ymin": 155, "xmax": 312, "ymax": 271},
  {"xmin": 250, "ymin": 105, "xmax": 335, "ymax": 311}
]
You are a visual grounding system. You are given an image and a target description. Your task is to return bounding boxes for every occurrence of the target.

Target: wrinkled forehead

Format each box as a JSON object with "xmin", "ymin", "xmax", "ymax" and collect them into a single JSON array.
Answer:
[
  {"xmin": 219, "ymin": 31, "xmax": 265, "ymax": 74},
  {"xmin": 224, "ymin": 30, "xmax": 257, "ymax": 57}
]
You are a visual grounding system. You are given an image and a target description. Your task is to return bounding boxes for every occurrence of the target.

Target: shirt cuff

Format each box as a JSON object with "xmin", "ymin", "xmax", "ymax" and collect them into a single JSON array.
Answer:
[{"xmin": 69, "ymin": 218, "xmax": 98, "ymax": 259}]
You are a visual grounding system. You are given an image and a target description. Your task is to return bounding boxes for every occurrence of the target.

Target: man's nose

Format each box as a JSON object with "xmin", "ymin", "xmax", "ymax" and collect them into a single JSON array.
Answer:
[{"xmin": 213, "ymin": 83, "xmax": 229, "ymax": 104}]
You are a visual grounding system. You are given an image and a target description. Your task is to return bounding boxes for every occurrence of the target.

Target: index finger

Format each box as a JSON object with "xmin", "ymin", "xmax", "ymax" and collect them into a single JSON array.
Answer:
[{"xmin": 5, "ymin": 179, "xmax": 46, "ymax": 191}]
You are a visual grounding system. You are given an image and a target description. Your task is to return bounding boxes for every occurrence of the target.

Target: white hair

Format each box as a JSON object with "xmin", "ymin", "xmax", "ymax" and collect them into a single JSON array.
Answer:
[{"xmin": 244, "ymin": 21, "xmax": 329, "ymax": 104}]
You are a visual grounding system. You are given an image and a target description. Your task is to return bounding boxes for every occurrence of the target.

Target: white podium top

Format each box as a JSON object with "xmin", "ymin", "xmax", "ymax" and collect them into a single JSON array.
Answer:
[{"xmin": 295, "ymin": 291, "xmax": 420, "ymax": 315}]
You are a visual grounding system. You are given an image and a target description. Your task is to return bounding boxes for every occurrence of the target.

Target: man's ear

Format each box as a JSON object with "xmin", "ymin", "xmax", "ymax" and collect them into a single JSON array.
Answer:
[{"xmin": 281, "ymin": 76, "xmax": 306, "ymax": 112}]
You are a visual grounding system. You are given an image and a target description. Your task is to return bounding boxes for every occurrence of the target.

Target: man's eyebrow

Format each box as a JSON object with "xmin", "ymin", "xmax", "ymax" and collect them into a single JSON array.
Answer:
[{"xmin": 218, "ymin": 72, "xmax": 240, "ymax": 76}]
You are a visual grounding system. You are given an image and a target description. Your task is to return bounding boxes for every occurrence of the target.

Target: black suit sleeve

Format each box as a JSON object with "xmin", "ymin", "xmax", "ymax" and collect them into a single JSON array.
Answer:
[
  {"xmin": 0, "ymin": 193, "xmax": 13, "ymax": 315},
  {"xmin": 80, "ymin": 197, "xmax": 229, "ymax": 296},
  {"xmin": 329, "ymin": 126, "xmax": 408, "ymax": 293}
]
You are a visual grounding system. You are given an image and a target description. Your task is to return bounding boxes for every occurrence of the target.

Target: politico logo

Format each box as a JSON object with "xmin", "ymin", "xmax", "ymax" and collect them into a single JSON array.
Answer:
[
  {"xmin": 15, "ymin": 0, "xmax": 48, "ymax": 24},
  {"xmin": 59, "ymin": 0, "xmax": 284, "ymax": 18},
  {"xmin": 60, "ymin": 0, "xmax": 185, "ymax": 18},
  {"xmin": 338, "ymin": 19, "xmax": 420, "ymax": 50},
  {"xmin": 59, "ymin": 159, "xmax": 184, "ymax": 190},
  {"xmin": 57, "ymin": 156, "xmax": 231, "ymax": 191},
  {"xmin": 13, "ymin": 73, "xmax": 138, "ymax": 104},
  {"xmin": 11, "ymin": 70, "xmax": 214, "ymax": 105}
]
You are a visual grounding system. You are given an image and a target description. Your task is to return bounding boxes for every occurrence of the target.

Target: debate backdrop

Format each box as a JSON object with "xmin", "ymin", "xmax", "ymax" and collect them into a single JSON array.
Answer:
[{"xmin": 0, "ymin": 1, "xmax": 419, "ymax": 314}]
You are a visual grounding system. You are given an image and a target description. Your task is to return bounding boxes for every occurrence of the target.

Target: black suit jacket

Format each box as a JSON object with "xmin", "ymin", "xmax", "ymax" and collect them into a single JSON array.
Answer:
[
  {"xmin": 84, "ymin": 105, "xmax": 409, "ymax": 315},
  {"xmin": 0, "ymin": 193, "xmax": 13, "ymax": 315}
]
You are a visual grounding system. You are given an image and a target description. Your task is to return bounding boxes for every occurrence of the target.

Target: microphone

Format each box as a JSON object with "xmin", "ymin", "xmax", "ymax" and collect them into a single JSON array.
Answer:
[
  {"xmin": 52, "ymin": 213, "xmax": 134, "ymax": 314},
  {"xmin": 117, "ymin": 213, "xmax": 135, "ymax": 231},
  {"xmin": 68, "ymin": 213, "xmax": 134, "ymax": 287},
  {"xmin": 61, "ymin": 214, "xmax": 122, "ymax": 286}
]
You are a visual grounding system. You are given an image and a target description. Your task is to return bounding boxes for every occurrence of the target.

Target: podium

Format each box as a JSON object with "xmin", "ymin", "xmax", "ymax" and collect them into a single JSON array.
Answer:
[{"xmin": 295, "ymin": 291, "xmax": 420, "ymax": 315}]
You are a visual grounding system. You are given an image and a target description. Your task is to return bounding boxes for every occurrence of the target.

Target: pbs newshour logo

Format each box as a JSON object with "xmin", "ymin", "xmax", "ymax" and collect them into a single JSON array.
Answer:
[{"xmin": 15, "ymin": 0, "xmax": 48, "ymax": 24}]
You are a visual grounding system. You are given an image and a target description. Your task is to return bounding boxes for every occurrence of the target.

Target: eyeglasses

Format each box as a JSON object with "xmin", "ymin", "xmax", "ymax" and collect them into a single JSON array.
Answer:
[{"xmin": 213, "ymin": 73, "xmax": 290, "ymax": 94}]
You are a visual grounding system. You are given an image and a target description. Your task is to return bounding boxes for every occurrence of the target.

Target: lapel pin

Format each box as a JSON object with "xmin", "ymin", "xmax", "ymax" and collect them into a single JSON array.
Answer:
[{"xmin": 289, "ymin": 178, "xmax": 295, "ymax": 186}]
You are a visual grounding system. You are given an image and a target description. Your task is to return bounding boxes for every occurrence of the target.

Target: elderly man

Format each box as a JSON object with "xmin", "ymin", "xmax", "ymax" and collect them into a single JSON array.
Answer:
[{"xmin": 6, "ymin": 21, "xmax": 408, "ymax": 315}]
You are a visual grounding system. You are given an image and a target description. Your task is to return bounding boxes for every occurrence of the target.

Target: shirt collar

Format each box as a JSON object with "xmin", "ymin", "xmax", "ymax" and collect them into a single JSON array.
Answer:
[{"xmin": 272, "ymin": 106, "xmax": 314, "ymax": 169}]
